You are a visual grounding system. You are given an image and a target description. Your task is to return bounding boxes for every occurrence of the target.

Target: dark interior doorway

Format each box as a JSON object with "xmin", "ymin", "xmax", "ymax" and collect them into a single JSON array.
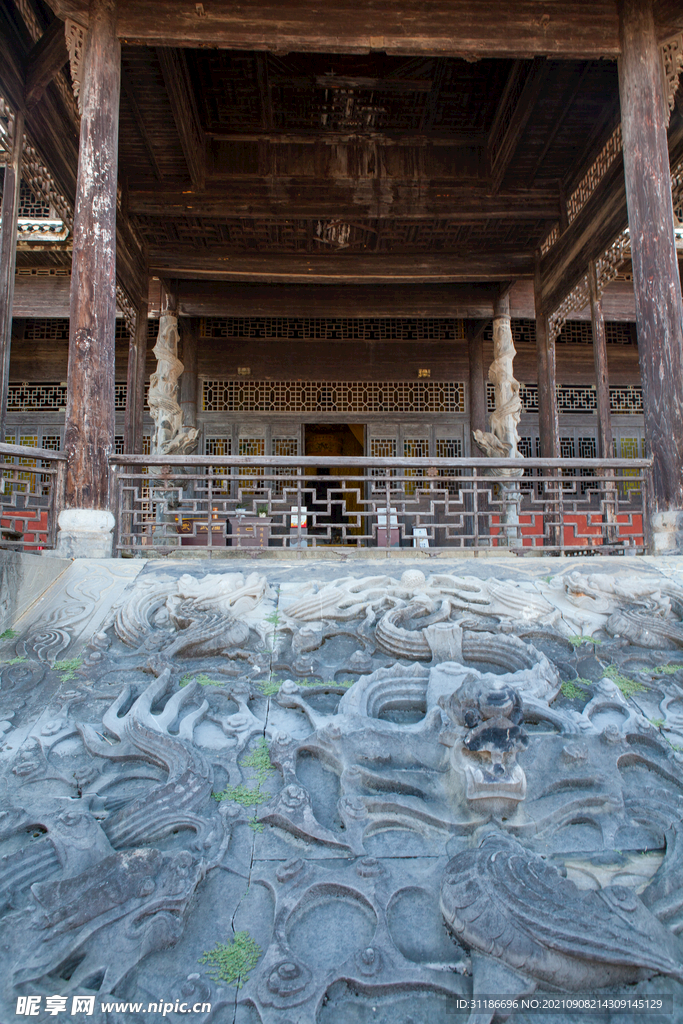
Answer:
[{"xmin": 304, "ymin": 424, "xmax": 364, "ymax": 542}]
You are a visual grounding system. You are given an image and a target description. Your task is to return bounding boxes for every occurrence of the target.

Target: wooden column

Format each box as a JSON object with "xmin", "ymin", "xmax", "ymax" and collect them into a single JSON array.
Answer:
[
  {"xmin": 124, "ymin": 300, "xmax": 148, "ymax": 454},
  {"xmin": 534, "ymin": 254, "xmax": 559, "ymax": 460},
  {"xmin": 619, "ymin": 0, "xmax": 683, "ymax": 515},
  {"xmin": 179, "ymin": 317, "xmax": 199, "ymax": 431},
  {"xmin": 63, "ymin": 0, "xmax": 121, "ymax": 508},
  {"xmin": 534, "ymin": 254, "xmax": 561, "ymax": 549},
  {"xmin": 588, "ymin": 260, "xmax": 613, "ymax": 459},
  {"xmin": 467, "ymin": 320, "xmax": 487, "ymax": 436},
  {"xmin": 0, "ymin": 107, "xmax": 24, "ymax": 443}
]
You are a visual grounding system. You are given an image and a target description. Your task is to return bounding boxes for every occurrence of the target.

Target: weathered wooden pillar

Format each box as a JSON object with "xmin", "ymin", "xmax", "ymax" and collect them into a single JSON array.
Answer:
[
  {"xmin": 588, "ymin": 260, "xmax": 612, "ymax": 460},
  {"xmin": 534, "ymin": 253, "xmax": 561, "ymax": 548},
  {"xmin": 0, "ymin": 107, "xmax": 24, "ymax": 443},
  {"xmin": 467, "ymin": 320, "xmax": 487, "ymax": 438},
  {"xmin": 534, "ymin": 255, "xmax": 559, "ymax": 460},
  {"xmin": 58, "ymin": 0, "xmax": 120, "ymax": 557},
  {"xmin": 124, "ymin": 300, "xmax": 148, "ymax": 454},
  {"xmin": 588, "ymin": 259, "xmax": 617, "ymax": 543},
  {"xmin": 179, "ymin": 317, "xmax": 199, "ymax": 431},
  {"xmin": 619, "ymin": 0, "xmax": 683, "ymax": 552}
]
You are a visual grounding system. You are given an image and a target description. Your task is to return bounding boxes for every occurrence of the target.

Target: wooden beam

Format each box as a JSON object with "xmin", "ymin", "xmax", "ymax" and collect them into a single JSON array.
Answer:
[
  {"xmin": 128, "ymin": 185, "xmax": 560, "ymax": 222},
  {"xmin": 0, "ymin": 4, "xmax": 79, "ymax": 206},
  {"xmin": 488, "ymin": 58, "xmax": 549, "ymax": 193},
  {"xmin": 64, "ymin": 0, "xmax": 121, "ymax": 510},
  {"xmin": 206, "ymin": 129, "xmax": 489, "ymax": 145},
  {"xmin": 526, "ymin": 62, "xmax": 593, "ymax": 187},
  {"xmin": 176, "ymin": 281, "xmax": 506, "ymax": 318},
  {"xmin": 45, "ymin": 0, "xmax": 623, "ymax": 58},
  {"xmin": 619, "ymin": 0, "xmax": 683, "ymax": 519},
  {"xmin": 540, "ymin": 146, "xmax": 628, "ymax": 318},
  {"xmin": 156, "ymin": 46, "xmax": 204, "ymax": 190},
  {"xmin": 654, "ymin": 0, "xmax": 683, "ymax": 40},
  {"xmin": 121, "ymin": 67, "xmax": 164, "ymax": 181},
  {"xmin": 588, "ymin": 259, "xmax": 613, "ymax": 460},
  {"xmin": 255, "ymin": 53, "xmax": 272, "ymax": 132},
  {"xmin": 149, "ymin": 250, "xmax": 535, "ymax": 284},
  {"xmin": 24, "ymin": 17, "xmax": 69, "ymax": 108},
  {"xmin": 0, "ymin": 110, "xmax": 24, "ymax": 444}
]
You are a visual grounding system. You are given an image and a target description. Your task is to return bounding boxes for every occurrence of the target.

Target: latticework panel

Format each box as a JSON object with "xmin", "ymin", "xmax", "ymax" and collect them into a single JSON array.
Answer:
[
  {"xmin": 113, "ymin": 458, "xmax": 647, "ymax": 555},
  {"xmin": 483, "ymin": 319, "xmax": 633, "ymax": 347},
  {"xmin": 567, "ymin": 124, "xmax": 623, "ymax": 224},
  {"xmin": 23, "ymin": 319, "xmax": 70, "ymax": 341},
  {"xmin": 609, "ymin": 386, "xmax": 643, "ymax": 414},
  {"xmin": 7, "ymin": 383, "xmax": 67, "ymax": 411},
  {"xmin": 18, "ymin": 181, "xmax": 51, "ymax": 218},
  {"xmin": 205, "ymin": 437, "xmax": 232, "ymax": 491},
  {"xmin": 486, "ymin": 383, "xmax": 642, "ymax": 415},
  {"xmin": 200, "ymin": 317, "xmax": 465, "ymax": 342},
  {"xmin": 370, "ymin": 438, "xmax": 397, "ymax": 459},
  {"xmin": 202, "ymin": 380, "xmax": 464, "ymax": 414},
  {"xmin": 403, "ymin": 437, "xmax": 428, "ymax": 495},
  {"xmin": 436, "ymin": 436, "xmax": 463, "ymax": 493},
  {"xmin": 7, "ymin": 382, "xmax": 127, "ymax": 411},
  {"xmin": 557, "ymin": 386, "xmax": 597, "ymax": 414},
  {"xmin": 272, "ymin": 436, "xmax": 300, "ymax": 495}
]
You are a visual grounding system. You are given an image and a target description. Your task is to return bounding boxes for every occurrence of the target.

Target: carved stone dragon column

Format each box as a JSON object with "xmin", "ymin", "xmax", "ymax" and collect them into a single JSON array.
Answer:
[
  {"xmin": 149, "ymin": 313, "xmax": 199, "ymax": 457},
  {"xmin": 472, "ymin": 304, "xmax": 523, "ymax": 544},
  {"xmin": 148, "ymin": 314, "xmax": 200, "ymax": 538}
]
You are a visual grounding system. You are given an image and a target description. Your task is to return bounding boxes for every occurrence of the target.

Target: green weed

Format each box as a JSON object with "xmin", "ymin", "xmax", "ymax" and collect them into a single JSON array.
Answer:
[
  {"xmin": 213, "ymin": 738, "xmax": 275, "ymax": 805},
  {"xmin": 653, "ymin": 664, "xmax": 683, "ymax": 676},
  {"xmin": 241, "ymin": 738, "xmax": 275, "ymax": 785},
  {"xmin": 567, "ymin": 635, "xmax": 602, "ymax": 648},
  {"xmin": 561, "ymin": 680, "xmax": 590, "ymax": 700},
  {"xmin": 198, "ymin": 931, "xmax": 261, "ymax": 989},
  {"xmin": 3, "ymin": 655, "xmax": 26, "ymax": 666},
  {"xmin": 180, "ymin": 673, "xmax": 224, "ymax": 688},
  {"xmin": 54, "ymin": 657, "xmax": 82, "ymax": 682},
  {"xmin": 248, "ymin": 818, "xmax": 264, "ymax": 833},
  {"xmin": 0, "ymin": 629, "xmax": 17, "ymax": 640},
  {"xmin": 603, "ymin": 664, "xmax": 645, "ymax": 698},
  {"xmin": 213, "ymin": 784, "xmax": 269, "ymax": 807},
  {"xmin": 650, "ymin": 718, "xmax": 665, "ymax": 728},
  {"xmin": 256, "ymin": 679, "xmax": 281, "ymax": 696}
]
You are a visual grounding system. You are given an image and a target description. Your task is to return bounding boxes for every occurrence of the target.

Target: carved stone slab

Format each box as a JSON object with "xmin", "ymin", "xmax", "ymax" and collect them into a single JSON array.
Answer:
[{"xmin": 1, "ymin": 555, "xmax": 683, "ymax": 1023}]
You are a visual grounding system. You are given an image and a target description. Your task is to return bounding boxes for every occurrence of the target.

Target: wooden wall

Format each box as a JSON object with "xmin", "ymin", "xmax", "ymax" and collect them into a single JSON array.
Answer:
[{"xmin": 6, "ymin": 331, "xmax": 642, "ymax": 387}]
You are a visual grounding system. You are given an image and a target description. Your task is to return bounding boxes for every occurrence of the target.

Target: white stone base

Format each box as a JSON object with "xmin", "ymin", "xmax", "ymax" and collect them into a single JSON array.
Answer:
[
  {"xmin": 54, "ymin": 509, "xmax": 116, "ymax": 559},
  {"xmin": 650, "ymin": 511, "xmax": 683, "ymax": 555}
]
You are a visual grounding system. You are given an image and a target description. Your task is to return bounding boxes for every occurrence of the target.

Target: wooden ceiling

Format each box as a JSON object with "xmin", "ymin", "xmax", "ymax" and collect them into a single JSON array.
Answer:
[
  {"xmin": 115, "ymin": 47, "xmax": 622, "ymax": 280},
  {"xmin": 4, "ymin": 0, "xmax": 682, "ymax": 308}
]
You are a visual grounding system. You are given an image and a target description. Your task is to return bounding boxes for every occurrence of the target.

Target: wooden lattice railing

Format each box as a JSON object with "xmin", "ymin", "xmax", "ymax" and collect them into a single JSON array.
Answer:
[
  {"xmin": 0, "ymin": 442, "xmax": 66, "ymax": 551},
  {"xmin": 108, "ymin": 454, "xmax": 652, "ymax": 557}
]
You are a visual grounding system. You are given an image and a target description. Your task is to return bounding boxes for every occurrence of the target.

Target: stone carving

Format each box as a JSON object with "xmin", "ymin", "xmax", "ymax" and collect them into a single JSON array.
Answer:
[
  {"xmin": 282, "ymin": 568, "xmax": 683, "ymax": 648},
  {"xmin": 113, "ymin": 571, "xmax": 272, "ymax": 660},
  {"xmin": 472, "ymin": 312, "xmax": 523, "ymax": 477},
  {"xmin": 148, "ymin": 313, "xmax": 199, "ymax": 458},
  {"xmin": 440, "ymin": 831, "xmax": 683, "ymax": 1002},
  {"xmin": 2, "ymin": 563, "xmax": 683, "ymax": 1021}
]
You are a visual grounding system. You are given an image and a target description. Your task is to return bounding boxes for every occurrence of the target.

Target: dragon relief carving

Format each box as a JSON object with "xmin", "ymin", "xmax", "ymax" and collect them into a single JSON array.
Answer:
[{"xmin": 1, "ymin": 565, "xmax": 683, "ymax": 1021}]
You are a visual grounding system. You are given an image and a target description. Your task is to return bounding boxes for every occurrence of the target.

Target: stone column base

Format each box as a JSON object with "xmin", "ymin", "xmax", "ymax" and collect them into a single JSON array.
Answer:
[
  {"xmin": 54, "ymin": 509, "xmax": 115, "ymax": 559},
  {"xmin": 650, "ymin": 511, "xmax": 683, "ymax": 555}
]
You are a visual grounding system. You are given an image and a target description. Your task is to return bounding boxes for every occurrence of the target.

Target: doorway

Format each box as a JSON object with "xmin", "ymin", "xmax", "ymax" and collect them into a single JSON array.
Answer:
[{"xmin": 304, "ymin": 424, "xmax": 364, "ymax": 541}]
